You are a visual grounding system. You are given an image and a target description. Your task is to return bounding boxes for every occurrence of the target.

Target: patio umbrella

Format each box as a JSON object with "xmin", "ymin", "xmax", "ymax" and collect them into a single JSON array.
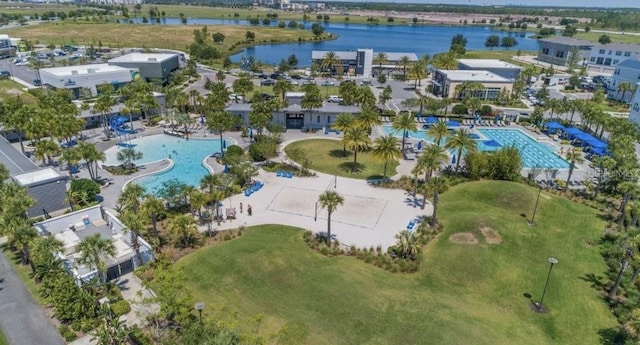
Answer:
[
  {"xmin": 200, "ymin": 116, "xmax": 205, "ymax": 125},
  {"xmin": 417, "ymin": 141, "xmax": 423, "ymax": 150},
  {"xmin": 223, "ymin": 140, "xmax": 227, "ymax": 149},
  {"xmin": 451, "ymin": 154, "xmax": 456, "ymax": 164}
]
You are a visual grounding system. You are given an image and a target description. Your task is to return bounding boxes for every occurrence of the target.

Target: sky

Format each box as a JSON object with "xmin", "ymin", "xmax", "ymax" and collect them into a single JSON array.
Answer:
[{"xmin": 335, "ymin": 0, "xmax": 640, "ymax": 8}]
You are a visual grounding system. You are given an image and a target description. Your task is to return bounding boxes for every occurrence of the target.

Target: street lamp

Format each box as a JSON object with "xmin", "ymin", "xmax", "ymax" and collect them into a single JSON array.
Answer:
[
  {"xmin": 536, "ymin": 257, "xmax": 558, "ymax": 312},
  {"xmin": 529, "ymin": 182, "xmax": 546, "ymax": 226},
  {"xmin": 194, "ymin": 302, "xmax": 205, "ymax": 328}
]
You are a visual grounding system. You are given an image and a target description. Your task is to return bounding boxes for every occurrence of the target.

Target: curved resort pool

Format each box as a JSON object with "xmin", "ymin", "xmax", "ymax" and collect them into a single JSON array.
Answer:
[
  {"xmin": 104, "ymin": 134, "xmax": 231, "ymax": 194},
  {"xmin": 381, "ymin": 126, "xmax": 569, "ymax": 169}
]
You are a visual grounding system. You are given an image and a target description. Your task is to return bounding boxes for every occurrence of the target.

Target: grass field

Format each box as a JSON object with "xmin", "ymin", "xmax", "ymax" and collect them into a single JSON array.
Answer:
[
  {"xmin": 4, "ymin": 22, "xmax": 320, "ymax": 54},
  {"xmin": 178, "ymin": 181, "xmax": 615, "ymax": 345},
  {"xmin": 0, "ymin": 79, "xmax": 37, "ymax": 105},
  {"xmin": 285, "ymin": 139, "xmax": 398, "ymax": 180},
  {"xmin": 575, "ymin": 31, "xmax": 640, "ymax": 45},
  {"xmin": 0, "ymin": 330, "xmax": 7, "ymax": 345}
]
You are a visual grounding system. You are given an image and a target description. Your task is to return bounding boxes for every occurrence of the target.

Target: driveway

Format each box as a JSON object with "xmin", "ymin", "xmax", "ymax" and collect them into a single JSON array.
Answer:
[{"xmin": 0, "ymin": 244, "xmax": 65, "ymax": 345}]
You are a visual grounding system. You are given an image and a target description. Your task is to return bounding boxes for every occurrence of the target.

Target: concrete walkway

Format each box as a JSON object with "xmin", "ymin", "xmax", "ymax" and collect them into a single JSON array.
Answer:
[{"xmin": 0, "ymin": 239, "xmax": 65, "ymax": 345}]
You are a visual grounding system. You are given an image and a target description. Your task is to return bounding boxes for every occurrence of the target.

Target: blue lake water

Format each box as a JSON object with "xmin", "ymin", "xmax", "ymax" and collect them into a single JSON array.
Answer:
[
  {"xmin": 129, "ymin": 18, "xmax": 539, "ymax": 66},
  {"xmin": 104, "ymin": 134, "xmax": 231, "ymax": 194}
]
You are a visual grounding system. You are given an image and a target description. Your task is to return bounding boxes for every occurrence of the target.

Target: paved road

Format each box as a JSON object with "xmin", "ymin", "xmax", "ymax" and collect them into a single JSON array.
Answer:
[{"xmin": 0, "ymin": 248, "xmax": 65, "ymax": 345}]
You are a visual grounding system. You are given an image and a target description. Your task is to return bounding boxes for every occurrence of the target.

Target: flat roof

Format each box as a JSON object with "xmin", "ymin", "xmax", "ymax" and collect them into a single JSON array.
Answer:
[
  {"xmin": 384, "ymin": 52, "xmax": 418, "ymax": 61},
  {"xmin": 458, "ymin": 59, "xmax": 522, "ymax": 70},
  {"xmin": 109, "ymin": 53, "xmax": 178, "ymax": 63},
  {"xmin": 41, "ymin": 64, "xmax": 132, "ymax": 77},
  {"xmin": 539, "ymin": 36, "xmax": 593, "ymax": 47},
  {"xmin": 312, "ymin": 51, "xmax": 357, "ymax": 60},
  {"xmin": 13, "ymin": 167, "xmax": 63, "ymax": 185},
  {"xmin": 438, "ymin": 70, "xmax": 511, "ymax": 83},
  {"xmin": 0, "ymin": 135, "xmax": 39, "ymax": 176}
]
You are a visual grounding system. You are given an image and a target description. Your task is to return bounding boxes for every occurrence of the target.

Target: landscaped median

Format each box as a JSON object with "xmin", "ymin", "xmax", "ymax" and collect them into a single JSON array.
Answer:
[{"xmin": 177, "ymin": 181, "xmax": 615, "ymax": 345}]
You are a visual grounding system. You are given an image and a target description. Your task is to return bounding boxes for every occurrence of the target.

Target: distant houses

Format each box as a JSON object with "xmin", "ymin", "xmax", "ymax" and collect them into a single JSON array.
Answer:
[
  {"xmin": 311, "ymin": 49, "xmax": 418, "ymax": 78},
  {"xmin": 608, "ymin": 58, "xmax": 640, "ymax": 103}
]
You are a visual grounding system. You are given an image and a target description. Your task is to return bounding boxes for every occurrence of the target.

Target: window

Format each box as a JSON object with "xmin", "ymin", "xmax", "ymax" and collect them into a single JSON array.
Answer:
[
  {"xmin": 599, "ymin": 49, "xmax": 605, "ymax": 54},
  {"xmin": 604, "ymin": 58, "xmax": 612, "ymax": 66},
  {"xmin": 590, "ymin": 57, "xmax": 596, "ymax": 62},
  {"xmin": 317, "ymin": 115, "xmax": 320, "ymax": 123},
  {"xmin": 609, "ymin": 50, "xmax": 613, "ymax": 55},
  {"xmin": 542, "ymin": 48, "xmax": 550, "ymax": 55},
  {"xmin": 614, "ymin": 69, "xmax": 620, "ymax": 75},
  {"xmin": 613, "ymin": 59, "xmax": 619, "ymax": 65},
  {"xmin": 555, "ymin": 51, "xmax": 565, "ymax": 58},
  {"xmin": 327, "ymin": 116, "xmax": 331, "ymax": 123},
  {"xmin": 638, "ymin": 73, "xmax": 640, "ymax": 80},
  {"xmin": 634, "ymin": 102, "xmax": 640, "ymax": 112},
  {"xmin": 616, "ymin": 51, "xmax": 622, "ymax": 56},
  {"xmin": 625, "ymin": 52, "xmax": 632, "ymax": 57}
]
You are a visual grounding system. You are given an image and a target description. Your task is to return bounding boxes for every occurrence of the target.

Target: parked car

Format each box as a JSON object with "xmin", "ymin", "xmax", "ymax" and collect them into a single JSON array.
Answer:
[
  {"xmin": 320, "ymin": 80, "xmax": 335, "ymax": 86},
  {"xmin": 0, "ymin": 70, "xmax": 11, "ymax": 78},
  {"xmin": 32, "ymin": 79, "xmax": 42, "ymax": 86},
  {"xmin": 260, "ymin": 93, "xmax": 274, "ymax": 100},
  {"xmin": 260, "ymin": 79, "xmax": 276, "ymax": 86},
  {"xmin": 360, "ymin": 79, "xmax": 372, "ymax": 86},
  {"xmin": 270, "ymin": 73, "xmax": 280, "ymax": 79},
  {"xmin": 302, "ymin": 79, "xmax": 315, "ymax": 85},
  {"xmin": 291, "ymin": 74, "xmax": 302, "ymax": 80},
  {"xmin": 328, "ymin": 95, "xmax": 343, "ymax": 103}
]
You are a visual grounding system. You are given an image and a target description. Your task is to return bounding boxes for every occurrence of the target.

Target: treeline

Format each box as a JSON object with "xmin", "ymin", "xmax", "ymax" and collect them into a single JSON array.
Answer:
[{"xmin": 591, "ymin": 12, "xmax": 640, "ymax": 31}]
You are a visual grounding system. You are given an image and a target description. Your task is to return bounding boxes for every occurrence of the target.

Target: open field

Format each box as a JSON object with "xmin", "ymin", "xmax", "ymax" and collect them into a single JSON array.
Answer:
[
  {"xmin": 178, "ymin": 181, "xmax": 615, "ymax": 345},
  {"xmin": 3, "ymin": 22, "xmax": 321, "ymax": 53},
  {"xmin": 0, "ymin": 79, "xmax": 37, "ymax": 105},
  {"xmin": 575, "ymin": 31, "xmax": 640, "ymax": 45},
  {"xmin": 285, "ymin": 139, "xmax": 397, "ymax": 180}
]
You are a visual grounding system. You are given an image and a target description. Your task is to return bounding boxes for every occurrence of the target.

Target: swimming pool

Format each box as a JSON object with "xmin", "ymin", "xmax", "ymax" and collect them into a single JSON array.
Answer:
[
  {"xmin": 478, "ymin": 129, "xmax": 569, "ymax": 169},
  {"xmin": 380, "ymin": 126, "xmax": 569, "ymax": 169},
  {"xmin": 104, "ymin": 134, "xmax": 230, "ymax": 194}
]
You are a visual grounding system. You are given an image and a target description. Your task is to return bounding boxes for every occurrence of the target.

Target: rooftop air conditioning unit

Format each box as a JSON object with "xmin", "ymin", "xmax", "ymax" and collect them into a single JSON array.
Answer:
[
  {"xmin": 87, "ymin": 69, "xmax": 96, "ymax": 74},
  {"xmin": 148, "ymin": 58, "xmax": 157, "ymax": 62},
  {"xmin": 71, "ymin": 70, "xmax": 78, "ymax": 75}
]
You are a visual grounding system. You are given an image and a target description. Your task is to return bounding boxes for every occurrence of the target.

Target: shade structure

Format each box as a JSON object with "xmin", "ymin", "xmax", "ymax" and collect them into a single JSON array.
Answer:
[
  {"xmin": 483, "ymin": 139, "xmax": 502, "ymax": 147},
  {"xmin": 563, "ymin": 127, "xmax": 584, "ymax": 137},
  {"xmin": 590, "ymin": 147, "xmax": 608, "ymax": 156},
  {"xmin": 585, "ymin": 138, "xmax": 607, "ymax": 148},
  {"xmin": 447, "ymin": 120, "xmax": 460, "ymax": 127},
  {"xmin": 545, "ymin": 121, "xmax": 565, "ymax": 130},
  {"xmin": 425, "ymin": 116, "xmax": 438, "ymax": 124}
]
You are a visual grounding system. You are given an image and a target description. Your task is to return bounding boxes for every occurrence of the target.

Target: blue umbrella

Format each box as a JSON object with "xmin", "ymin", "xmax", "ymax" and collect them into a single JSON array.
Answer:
[
  {"xmin": 452, "ymin": 154, "xmax": 457, "ymax": 164},
  {"xmin": 223, "ymin": 140, "xmax": 227, "ymax": 149},
  {"xmin": 223, "ymin": 165, "xmax": 229, "ymax": 173},
  {"xmin": 249, "ymin": 130, "xmax": 253, "ymax": 139},
  {"xmin": 200, "ymin": 116, "xmax": 205, "ymax": 125},
  {"xmin": 417, "ymin": 141, "xmax": 423, "ymax": 150}
]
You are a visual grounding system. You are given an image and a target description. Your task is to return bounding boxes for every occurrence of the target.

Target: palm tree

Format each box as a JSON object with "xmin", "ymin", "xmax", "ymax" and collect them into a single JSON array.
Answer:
[
  {"xmin": 318, "ymin": 191, "xmax": 344, "ymax": 246},
  {"xmin": 416, "ymin": 144, "xmax": 448, "ymax": 209},
  {"xmin": 617, "ymin": 81, "xmax": 635, "ymax": 102},
  {"xmin": 34, "ymin": 139, "xmax": 60, "ymax": 166},
  {"xmin": 444, "ymin": 128, "xmax": 477, "ymax": 170},
  {"xmin": 11, "ymin": 219, "xmax": 39, "ymax": 266},
  {"xmin": 118, "ymin": 183, "xmax": 146, "ymax": 213},
  {"xmin": 76, "ymin": 234, "xmax": 116, "ymax": 283},
  {"xmin": 609, "ymin": 229, "xmax": 640, "ymax": 299},
  {"xmin": 392, "ymin": 113, "xmax": 418, "ymax": 152},
  {"xmin": 61, "ymin": 147, "xmax": 82, "ymax": 177},
  {"xmin": 168, "ymin": 214, "xmax": 198, "ymax": 247},
  {"xmin": 116, "ymin": 148, "xmax": 143, "ymax": 172},
  {"xmin": 432, "ymin": 51, "xmax": 458, "ymax": 70},
  {"xmin": 390, "ymin": 230, "xmax": 419, "ymax": 259},
  {"xmin": 273, "ymin": 79, "xmax": 294, "ymax": 100},
  {"xmin": 342, "ymin": 126, "xmax": 371, "ymax": 170},
  {"xmin": 564, "ymin": 149, "xmax": 585, "ymax": 193},
  {"xmin": 373, "ymin": 52, "xmax": 388, "ymax": 76},
  {"xmin": 141, "ymin": 195, "xmax": 165, "ymax": 235},
  {"xmin": 408, "ymin": 62, "xmax": 427, "ymax": 88},
  {"xmin": 371, "ymin": 135, "xmax": 401, "ymax": 178},
  {"xmin": 120, "ymin": 211, "xmax": 147, "ymax": 267},
  {"xmin": 428, "ymin": 176, "xmax": 449, "ymax": 225},
  {"xmin": 356, "ymin": 104, "xmax": 383, "ymax": 133},
  {"xmin": 397, "ymin": 55, "xmax": 412, "ymax": 79},
  {"xmin": 321, "ymin": 51, "xmax": 340, "ymax": 76},
  {"xmin": 427, "ymin": 121, "xmax": 449, "ymax": 147},
  {"xmin": 78, "ymin": 142, "xmax": 106, "ymax": 181},
  {"xmin": 455, "ymin": 82, "xmax": 484, "ymax": 100},
  {"xmin": 30, "ymin": 235, "xmax": 63, "ymax": 265},
  {"xmin": 332, "ymin": 113, "xmax": 356, "ymax": 156},
  {"xmin": 93, "ymin": 90, "xmax": 117, "ymax": 138}
]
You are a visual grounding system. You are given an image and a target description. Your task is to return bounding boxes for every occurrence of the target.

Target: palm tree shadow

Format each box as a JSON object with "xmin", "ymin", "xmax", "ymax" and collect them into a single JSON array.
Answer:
[
  {"xmin": 598, "ymin": 327, "xmax": 625, "ymax": 345},
  {"xmin": 338, "ymin": 162, "xmax": 365, "ymax": 173},
  {"xmin": 329, "ymin": 149, "xmax": 348, "ymax": 158},
  {"xmin": 580, "ymin": 273, "xmax": 606, "ymax": 290}
]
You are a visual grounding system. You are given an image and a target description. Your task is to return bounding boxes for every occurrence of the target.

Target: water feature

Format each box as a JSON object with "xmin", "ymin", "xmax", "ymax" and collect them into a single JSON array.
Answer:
[
  {"xmin": 104, "ymin": 134, "xmax": 231, "ymax": 194},
  {"xmin": 129, "ymin": 18, "xmax": 539, "ymax": 66}
]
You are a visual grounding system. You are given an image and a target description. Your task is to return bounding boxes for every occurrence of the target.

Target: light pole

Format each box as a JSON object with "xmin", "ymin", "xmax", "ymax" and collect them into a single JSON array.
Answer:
[
  {"xmin": 529, "ymin": 182, "xmax": 545, "ymax": 226},
  {"xmin": 536, "ymin": 257, "xmax": 558, "ymax": 312},
  {"xmin": 194, "ymin": 302, "xmax": 205, "ymax": 329}
]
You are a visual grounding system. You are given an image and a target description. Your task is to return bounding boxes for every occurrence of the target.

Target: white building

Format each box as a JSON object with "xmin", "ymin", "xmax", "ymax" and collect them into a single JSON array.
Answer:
[
  {"xmin": 629, "ymin": 86, "xmax": 640, "ymax": 125},
  {"xmin": 39, "ymin": 64, "xmax": 137, "ymax": 99},
  {"xmin": 432, "ymin": 70, "xmax": 514, "ymax": 100},
  {"xmin": 34, "ymin": 205, "xmax": 154, "ymax": 285},
  {"xmin": 608, "ymin": 58, "xmax": 640, "ymax": 103},
  {"xmin": 588, "ymin": 43, "xmax": 640, "ymax": 73},
  {"xmin": 457, "ymin": 59, "xmax": 522, "ymax": 81}
]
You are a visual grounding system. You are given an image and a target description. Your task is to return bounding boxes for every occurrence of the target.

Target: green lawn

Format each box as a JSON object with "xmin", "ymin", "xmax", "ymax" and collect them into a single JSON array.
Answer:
[
  {"xmin": 0, "ymin": 79, "xmax": 37, "ymax": 105},
  {"xmin": 178, "ymin": 181, "xmax": 615, "ymax": 345},
  {"xmin": 575, "ymin": 31, "xmax": 640, "ymax": 45},
  {"xmin": 0, "ymin": 330, "xmax": 7, "ymax": 345},
  {"xmin": 284, "ymin": 139, "xmax": 398, "ymax": 180}
]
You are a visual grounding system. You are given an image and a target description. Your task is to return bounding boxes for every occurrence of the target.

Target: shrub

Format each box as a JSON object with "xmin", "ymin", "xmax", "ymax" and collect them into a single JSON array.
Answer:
[
  {"xmin": 59, "ymin": 325, "xmax": 76, "ymax": 342},
  {"xmin": 70, "ymin": 178, "xmax": 100, "ymax": 202},
  {"xmin": 223, "ymin": 233, "xmax": 233, "ymax": 241},
  {"xmin": 111, "ymin": 300, "xmax": 131, "ymax": 317},
  {"xmin": 478, "ymin": 105, "xmax": 493, "ymax": 116},
  {"xmin": 225, "ymin": 145, "xmax": 244, "ymax": 158},
  {"xmin": 452, "ymin": 104, "xmax": 468, "ymax": 115},
  {"xmin": 319, "ymin": 246, "xmax": 330, "ymax": 256}
]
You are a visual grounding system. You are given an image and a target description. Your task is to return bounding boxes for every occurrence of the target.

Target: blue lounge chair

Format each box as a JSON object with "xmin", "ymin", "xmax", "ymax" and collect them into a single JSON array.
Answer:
[
  {"xmin": 407, "ymin": 220, "xmax": 416, "ymax": 230},
  {"xmin": 244, "ymin": 189, "xmax": 252, "ymax": 197},
  {"xmin": 286, "ymin": 172, "xmax": 293, "ymax": 178},
  {"xmin": 276, "ymin": 171, "xmax": 282, "ymax": 177}
]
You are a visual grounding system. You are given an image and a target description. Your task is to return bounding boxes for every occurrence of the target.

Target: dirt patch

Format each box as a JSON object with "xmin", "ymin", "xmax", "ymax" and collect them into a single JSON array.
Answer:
[
  {"xmin": 449, "ymin": 232, "xmax": 478, "ymax": 245},
  {"xmin": 479, "ymin": 227, "xmax": 502, "ymax": 244}
]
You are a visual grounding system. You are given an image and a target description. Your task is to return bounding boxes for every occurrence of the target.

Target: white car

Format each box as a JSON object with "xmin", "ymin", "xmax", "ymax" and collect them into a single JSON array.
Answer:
[
  {"xmin": 328, "ymin": 95, "xmax": 343, "ymax": 103},
  {"xmin": 15, "ymin": 60, "xmax": 29, "ymax": 66}
]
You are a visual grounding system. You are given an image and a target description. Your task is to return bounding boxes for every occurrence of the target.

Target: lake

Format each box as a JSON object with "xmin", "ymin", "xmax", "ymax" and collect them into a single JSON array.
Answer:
[{"xmin": 130, "ymin": 18, "xmax": 539, "ymax": 66}]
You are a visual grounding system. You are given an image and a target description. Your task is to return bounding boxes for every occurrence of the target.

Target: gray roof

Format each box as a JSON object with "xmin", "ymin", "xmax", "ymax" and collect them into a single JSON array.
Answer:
[
  {"xmin": 226, "ymin": 102, "xmax": 360, "ymax": 114},
  {"xmin": 598, "ymin": 43, "xmax": 640, "ymax": 53},
  {"xmin": 539, "ymin": 36, "xmax": 593, "ymax": 47},
  {"xmin": 82, "ymin": 103, "xmax": 125, "ymax": 119},
  {"xmin": 384, "ymin": 52, "xmax": 418, "ymax": 62},
  {"xmin": 617, "ymin": 58, "xmax": 640, "ymax": 70},
  {"xmin": 0, "ymin": 135, "xmax": 39, "ymax": 176}
]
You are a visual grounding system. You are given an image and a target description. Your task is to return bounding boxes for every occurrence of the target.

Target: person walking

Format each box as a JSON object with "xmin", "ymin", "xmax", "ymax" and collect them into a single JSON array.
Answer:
[
  {"xmin": 240, "ymin": 202, "xmax": 243, "ymax": 214},
  {"xmin": 247, "ymin": 204, "xmax": 252, "ymax": 216}
]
